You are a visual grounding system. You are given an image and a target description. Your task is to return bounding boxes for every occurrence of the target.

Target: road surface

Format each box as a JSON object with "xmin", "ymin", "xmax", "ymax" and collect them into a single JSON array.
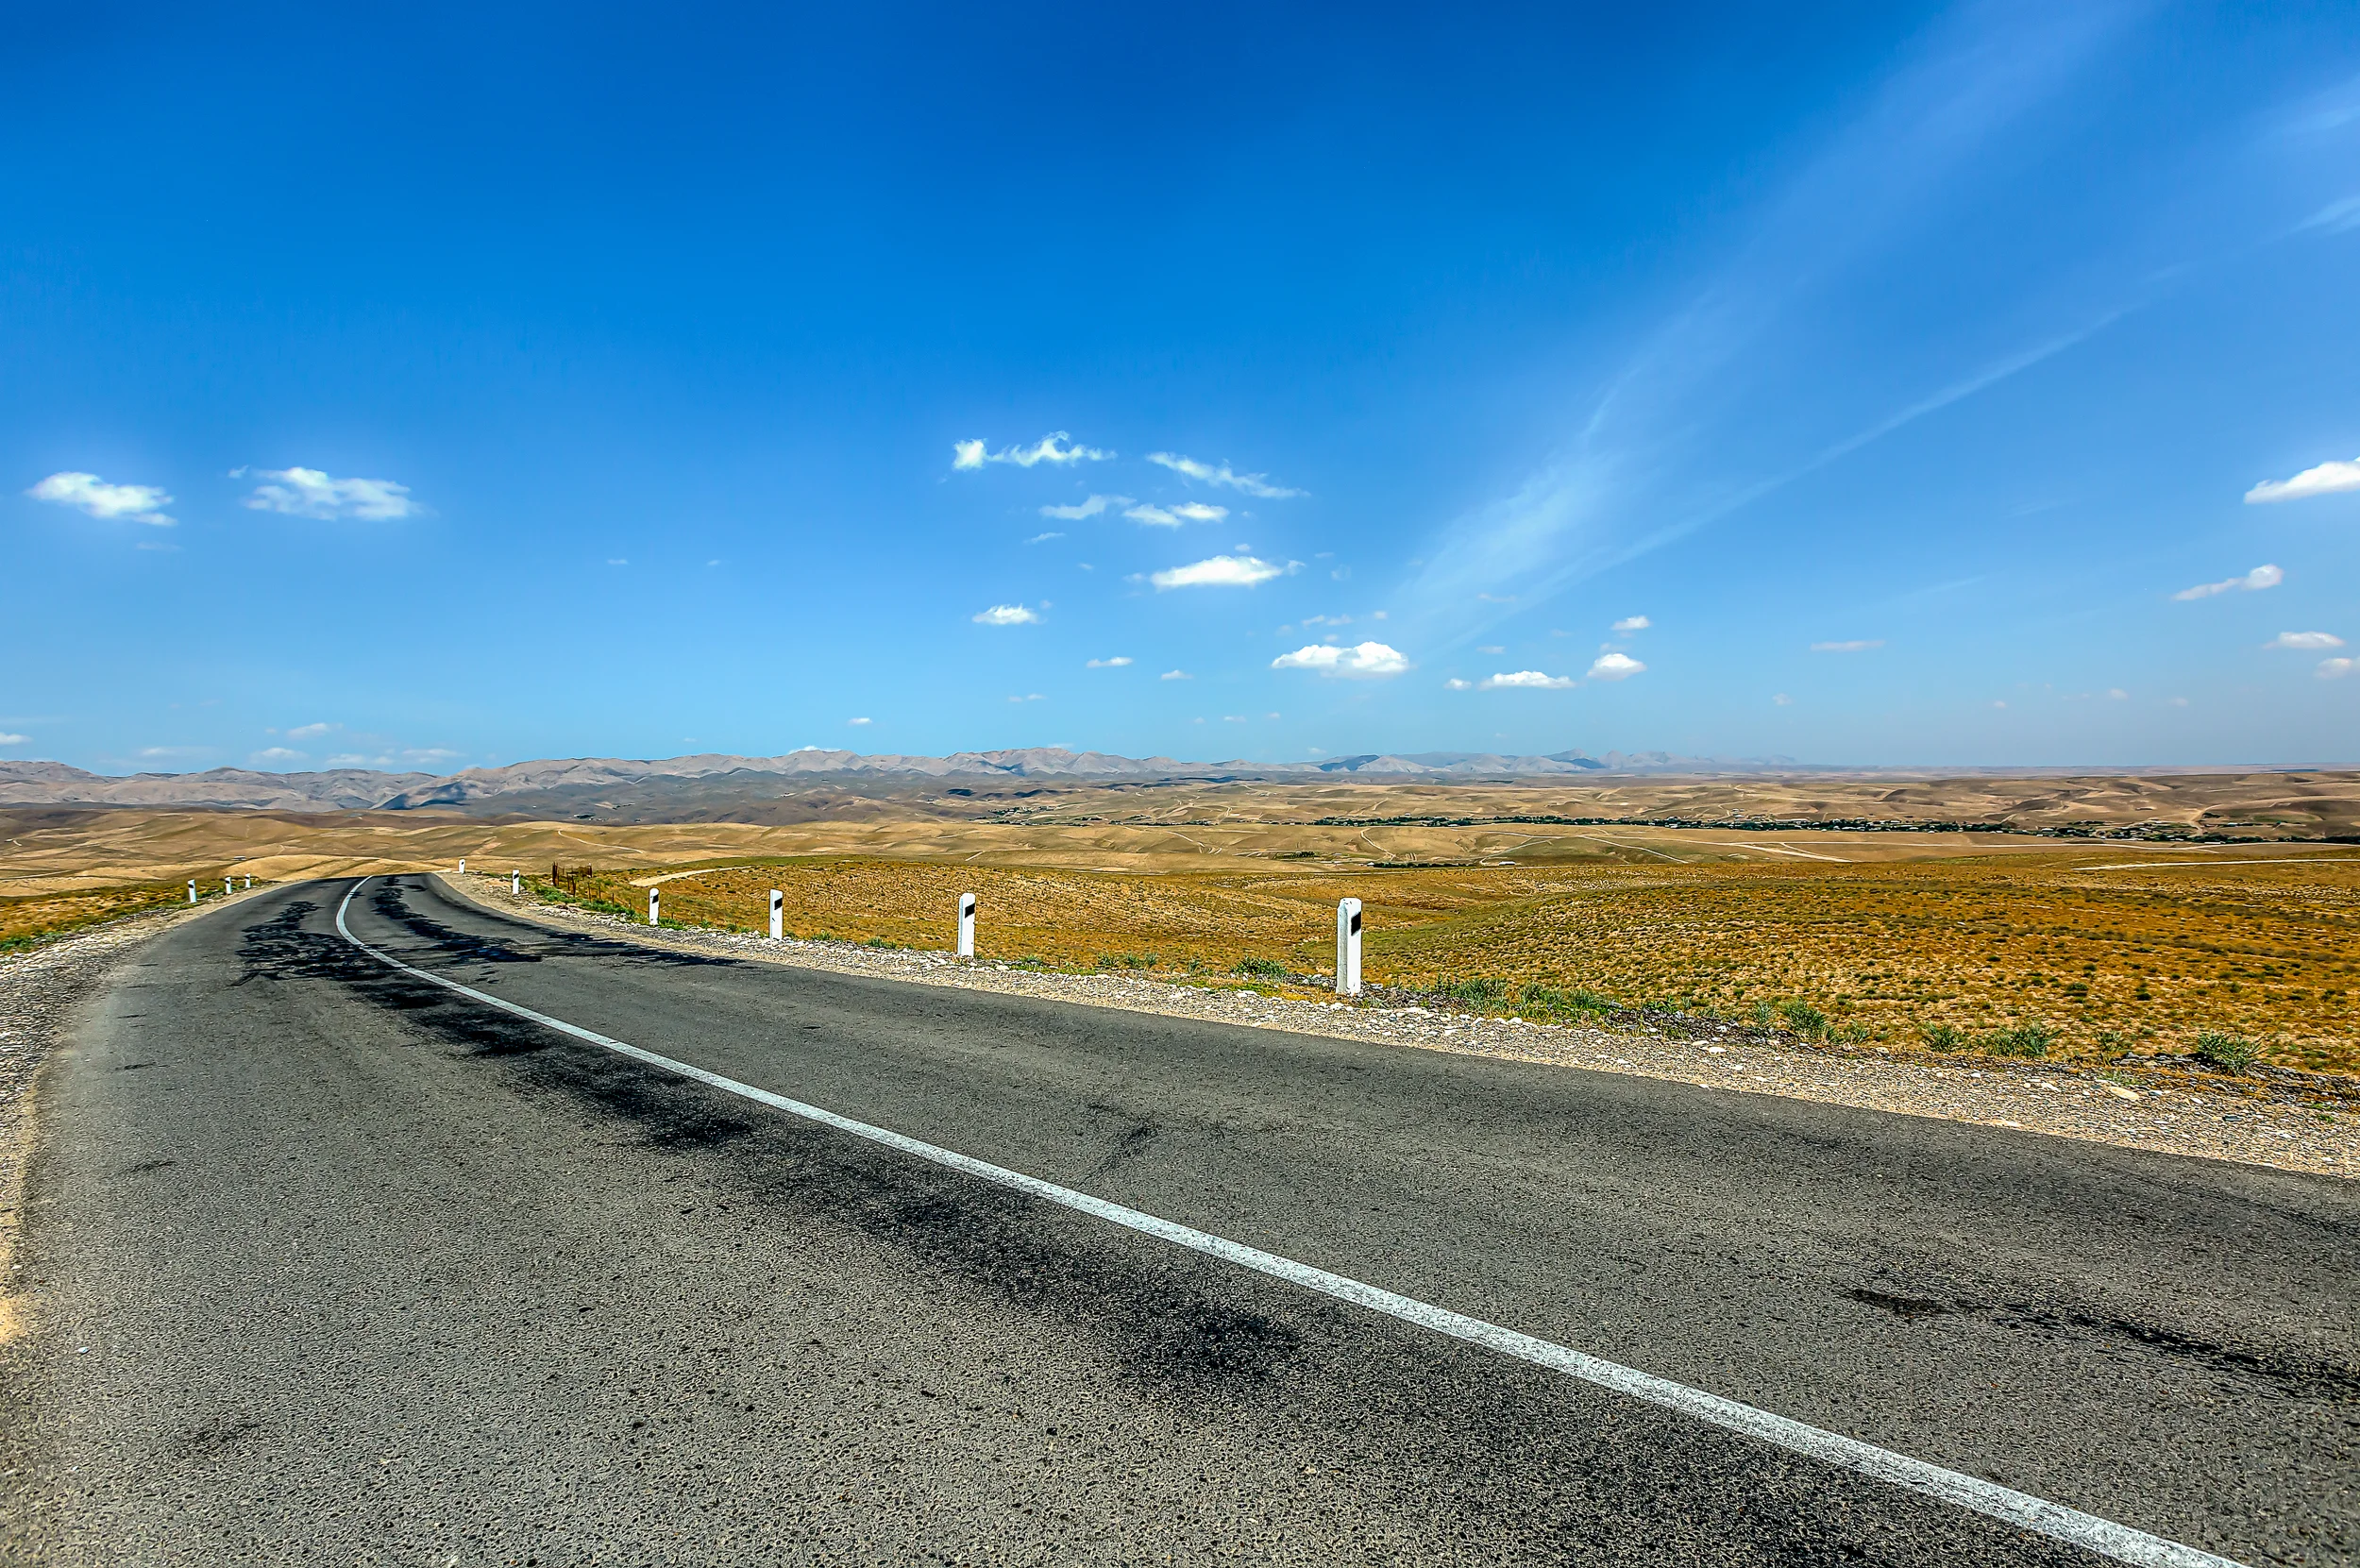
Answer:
[{"xmin": 5, "ymin": 875, "xmax": 2353, "ymax": 1564}]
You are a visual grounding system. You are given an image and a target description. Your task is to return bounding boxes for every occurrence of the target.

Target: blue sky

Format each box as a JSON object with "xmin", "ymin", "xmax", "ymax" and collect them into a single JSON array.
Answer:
[{"xmin": 7, "ymin": 1, "xmax": 2357, "ymax": 774}]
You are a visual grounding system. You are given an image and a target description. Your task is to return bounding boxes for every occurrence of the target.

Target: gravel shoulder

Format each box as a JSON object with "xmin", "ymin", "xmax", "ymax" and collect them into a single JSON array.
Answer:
[
  {"xmin": 442, "ymin": 871, "xmax": 2359, "ymax": 1182},
  {"xmin": 0, "ymin": 888, "xmax": 275, "ymax": 1346}
]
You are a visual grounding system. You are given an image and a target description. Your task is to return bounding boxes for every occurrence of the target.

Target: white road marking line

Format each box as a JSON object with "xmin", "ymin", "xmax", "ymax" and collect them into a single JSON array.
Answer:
[{"xmin": 335, "ymin": 878, "xmax": 2244, "ymax": 1568}]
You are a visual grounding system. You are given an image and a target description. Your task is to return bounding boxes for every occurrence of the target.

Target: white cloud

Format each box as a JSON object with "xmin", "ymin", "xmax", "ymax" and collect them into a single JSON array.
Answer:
[
  {"xmin": 1086, "ymin": 656, "xmax": 1133, "ymax": 667},
  {"xmin": 1146, "ymin": 452, "xmax": 1304, "ymax": 497},
  {"xmin": 2174, "ymin": 564, "xmax": 2282, "ymax": 600},
  {"xmin": 1306, "ymin": 614, "xmax": 1354, "ymax": 628},
  {"xmin": 1151, "ymin": 554, "xmax": 1286, "ymax": 589},
  {"xmin": 1039, "ymin": 494, "xmax": 1130, "ymax": 520},
  {"xmin": 286, "ymin": 721, "xmax": 339, "ymax": 739},
  {"xmin": 237, "ymin": 466, "xmax": 418, "ymax": 520},
  {"xmin": 138, "ymin": 746, "xmax": 205, "ymax": 758},
  {"xmin": 0, "ymin": 732, "xmax": 27, "ymax": 745},
  {"xmin": 403, "ymin": 748, "xmax": 460, "ymax": 764},
  {"xmin": 848, "ymin": 717, "xmax": 873, "ymax": 726},
  {"xmin": 952, "ymin": 432, "xmax": 1112, "ymax": 470},
  {"xmin": 251, "ymin": 747, "xmax": 306, "ymax": 764},
  {"xmin": 2267, "ymin": 631, "xmax": 2346, "ymax": 650},
  {"xmin": 2320, "ymin": 658, "xmax": 2357, "ymax": 680},
  {"xmin": 1124, "ymin": 501, "xmax": 1228, "ymax": 528},
  {"xmin": 323, "ymin": 752, "xmax": 378, "ymax": 767},
  {"xmin": 1611, "ymin": 615, "xmax": 1652, "ymax": 632},
  {"xmin": 1475, "ymin": 644, "xmax": 1502, "ymax": 653},
  {"xmin": 1160, "ymin": 669, "xmax": 1191, "ymax": 680},
  {"xmin": 607, "ymin": 558, "xmax": 628, "ymax": 565},
  {"xmin": 1273, "ymin": 642, "xmax": 1410, "ymax": 678},
  {"xmin": 972, "ymin": 604, "xmax": 1040, "ymax": 625},
  {"xmin": 1480, "ymin": 669, "xmax": 1575, "ymax": 689},
  {"xmin": 27, "ymin": 471, "xmax": 175, "ymax": 526},
  {"xmin": 1811, "ymin": 639, "xmax": 1885, "ymax": 652},
  {"xmin": 1443, "ymin": 678, "xmax": 1474, "ymax": 691},
  {"xmin": 2106, "ymin": 688, "xmax": 2128, "ymax": 700},
  {"xmin": 1773, "ymin": 693, "xmax": 1793, "ymax": 706},
  {"xmin": 1008, "ymin": 693, "xmax": 1044, "ymax": 702},
  {"xmin": 1026, "ymin": 531, "xmax": 1066, "ymax": 545},
  {"xmin": 2245, "ymin": 458, "xmax": 2360, "ymax": 504},
  {"xmin": 1588, "ymin": 652, "xmax": 1646, "ymax": 680}
]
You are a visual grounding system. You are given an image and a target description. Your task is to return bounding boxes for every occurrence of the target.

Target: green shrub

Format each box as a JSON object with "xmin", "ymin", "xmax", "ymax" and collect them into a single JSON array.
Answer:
[
  {"xmin": 1098, "ymin": 952, "xmax": 1160, "ymax": 970},
  {"xmin": 1230, "ymin": 955, "xmax": 1287, "ymax": 978},
  {"xmin": 1920, "ymin": 1023, "xmax": 1966, "ymax": 1052},
  {"xmin": 1430, "ymin": 975, "xmax": 1511, "ymax": 1006},
  {"xmin": 1779, "ymin": 1001, "xmax": 1828, "ymax": 1038},
  {"xmin": 1981, "ymin": 1023, "xmax": 2054, "ymax": 1058},
  {"xmin": 1520, "ymin": 983, "xmax": 1615, "ymax": 1016},
  {"xmin": 2193, "ymin": 1031, "xmax": 2260, "ymax": 1072},
  {"xmin": 1751, "ymin": 1000, "xmax": 1777, "ymax": 1027}
]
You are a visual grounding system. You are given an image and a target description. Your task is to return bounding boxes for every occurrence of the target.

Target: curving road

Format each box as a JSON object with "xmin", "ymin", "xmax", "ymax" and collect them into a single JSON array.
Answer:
[{"xmin": 4, "ymin": 875, "xmax": 2353, "ymax": 1565}]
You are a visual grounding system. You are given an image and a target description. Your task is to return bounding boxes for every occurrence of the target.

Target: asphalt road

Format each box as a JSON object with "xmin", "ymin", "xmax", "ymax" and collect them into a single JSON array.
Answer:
[{"xmin": 5, "ymin": 875, "xmax": 2353, "ymax": 1566}]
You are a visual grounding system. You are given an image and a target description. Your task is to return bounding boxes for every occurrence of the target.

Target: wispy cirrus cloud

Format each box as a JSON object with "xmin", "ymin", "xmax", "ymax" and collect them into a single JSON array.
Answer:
[
  {"xmin": 1811, "ymin": 639, "xmax": 1885, "ymax": 652},
  {"xmin": 953, "ymin": 433, "xmax": 1112, "ymax": 470},
  {"xmin": 1146, "ymin": 453, "xmax": 1305, "ymax": 498},
  {"xmin": 2174, "ymin": 564, "xmax": 2282, "ymax": 600},
  {"xmin": 1388, "ymin": 4, "xmax": 2144, "ymax": 649},
  {"xmin": 1124, "ymin": 501, "xmax": 1229, "ymax": 527},
  {"xmin": 2245, "ymin": 457, "xmax": 2360, "ymax": 504},
  {"xmin": 27, "ymin": 471, "xmax": 176, "ymax": 526},
  {"xmin": 1039, "ymin": 494, "xmax": 1131, "ymax": 520},
  {"xmin": 1150, "ymin": 555, "xmax": 1288, "ymax": 589},
  {"xmin": 235, "ymin": 466, "xmax": 420, "ymax": 520},
  {"xmin": 1272, "ymin": 642, "xmax": 1409, "ymax": 677},
  {"xmin": 972, "ymin": 603, "xmax": 1041, "ymax": 625},
  {"xmin": 1086, "ymin": 656, "xmax": 1133, "ymax": 667}
]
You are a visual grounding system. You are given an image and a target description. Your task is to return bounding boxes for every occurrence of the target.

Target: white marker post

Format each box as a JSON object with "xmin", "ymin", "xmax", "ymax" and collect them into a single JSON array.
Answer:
[
  {"xmin": 244, "ymin": 875, "xmax": 252, "ymax": 889},
  {"xmin": 649, "ymin": 886, "xmax": 661, "ymax": 927},
  {"xmin": 224, "ymin": 876, "xmax": 233, "ymax": 897},
  {"xmin": 459, "ymin": 858, "xmax": 465, "ymax": 874},
  {"xmin": 769, "ymin": 889, "xmax": 784, "ymax": 942},
  {"xmin": 956, "ymin": 892, "xmax": 977, "ymax": 958},
  {"xmin": 187, "ymin": 880, "xmax": 197, "ymax": 904},
  {"xmin": 1336, "ymin": 897, "xmax": 1362, "ymax": 997},
  {"xmin": 511, "ymin": 870, "xmax": 521, "ymax": 895}
]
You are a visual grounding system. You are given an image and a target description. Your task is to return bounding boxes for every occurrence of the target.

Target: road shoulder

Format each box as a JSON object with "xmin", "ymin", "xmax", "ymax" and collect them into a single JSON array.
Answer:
[{"xmin": 434, "ymin": 871, "xmax": 2358, "ymax": 1181}]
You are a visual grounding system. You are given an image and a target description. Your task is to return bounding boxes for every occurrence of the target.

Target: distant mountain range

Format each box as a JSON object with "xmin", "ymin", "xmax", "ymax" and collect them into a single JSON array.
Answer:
[{"xmin": 0, "ymin": 747, "xmax": 1806, "ymax": 816}]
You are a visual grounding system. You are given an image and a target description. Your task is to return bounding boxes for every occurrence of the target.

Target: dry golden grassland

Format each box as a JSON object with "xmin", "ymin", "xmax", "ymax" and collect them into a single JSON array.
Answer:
[
  {"xmin": 7, "ymin": 781, "xmax": 2358, "ymax": 1076},
  {"xmin": 541, "ymin": 847, "xmax": 2360, "ymax": 1076},
  {"xmin": 0, "ymin": 884, "xmax": 195, "ymax": 953}
]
